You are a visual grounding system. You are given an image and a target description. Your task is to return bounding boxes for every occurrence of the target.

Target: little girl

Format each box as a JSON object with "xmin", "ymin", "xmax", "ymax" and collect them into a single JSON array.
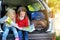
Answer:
[
  {"xmin": 0, "ymin": 8, "xmax": 19, "ymax": 40},
  {"xmin": 16, "ymin": 7, "xmax": 30, "ymax": 40}
]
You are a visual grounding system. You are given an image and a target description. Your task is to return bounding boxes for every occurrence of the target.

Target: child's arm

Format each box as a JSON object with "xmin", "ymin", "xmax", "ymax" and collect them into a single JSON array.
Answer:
[{"xmin": 0, "ymin": 16, "xmax": 7, "ymax": 23}]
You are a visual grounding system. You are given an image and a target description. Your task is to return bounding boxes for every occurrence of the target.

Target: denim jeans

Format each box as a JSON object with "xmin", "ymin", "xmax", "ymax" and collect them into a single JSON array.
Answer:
[
  {"xmin": 18, "ymin": 24, "xmax": 35, "ymax": 40},
  {"xmin": 18, "ymin": 30, "xmax": 28, "ymax": 40},
  {"xmin": 2, "ymin": 26, "xmax": 19, "ymax": 40}
]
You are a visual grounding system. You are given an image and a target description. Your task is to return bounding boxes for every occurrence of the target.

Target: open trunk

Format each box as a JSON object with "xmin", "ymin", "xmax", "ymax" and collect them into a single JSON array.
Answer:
[
  {"xmin": 0, "ymin": 0, "xmax": 54, "ymax": 40},
  {"xmin": 1, "ymin": 0, "xmax": 49, "ymax": 32}
]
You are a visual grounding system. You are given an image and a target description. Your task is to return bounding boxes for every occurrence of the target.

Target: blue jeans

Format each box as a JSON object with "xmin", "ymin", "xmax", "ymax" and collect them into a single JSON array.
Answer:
[
  {"xmin": 18, "ymin": 30, "xmax": 28, "ymax": 40},
  {"xmin": 18, "ymin": 24, "xmax": 35, "ymax": 40},
  {"xmin": 2, "ymin": 26, "xmax": 19, "ymax": 40}
]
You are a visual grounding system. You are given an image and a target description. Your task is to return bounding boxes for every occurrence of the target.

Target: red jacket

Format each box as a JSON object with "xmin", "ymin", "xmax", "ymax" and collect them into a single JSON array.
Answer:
[{"xmin": 16, "ymin": 14, "xmax": 29, "ymax": 27}]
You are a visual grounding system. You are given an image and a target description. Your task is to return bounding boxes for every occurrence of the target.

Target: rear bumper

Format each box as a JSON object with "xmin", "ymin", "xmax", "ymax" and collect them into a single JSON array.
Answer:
[{"xmin": 0, "ymin": 32, "xmax": 54, "ymax": 40}]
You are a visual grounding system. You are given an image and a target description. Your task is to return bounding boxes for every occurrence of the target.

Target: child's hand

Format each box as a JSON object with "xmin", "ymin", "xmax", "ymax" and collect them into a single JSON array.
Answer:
[{"xmin": 15, "ymin": 24, "xmax": 18, "ymax": 26}]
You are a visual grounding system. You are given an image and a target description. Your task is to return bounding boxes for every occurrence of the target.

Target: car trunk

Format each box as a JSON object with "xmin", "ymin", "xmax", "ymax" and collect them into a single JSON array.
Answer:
[
  {"xmin": 2, "ymin": 0, "xmax": 49, "ymax": 31},
  {"xmin": 0, "ymin": 0, "xmax": 54, "ymax": 40}
]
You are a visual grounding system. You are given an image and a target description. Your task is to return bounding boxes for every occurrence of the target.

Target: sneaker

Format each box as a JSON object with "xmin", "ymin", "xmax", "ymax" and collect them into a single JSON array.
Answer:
[{"xmin": 15, "ymin": 37, "xmax": 19, "ymax": 40}]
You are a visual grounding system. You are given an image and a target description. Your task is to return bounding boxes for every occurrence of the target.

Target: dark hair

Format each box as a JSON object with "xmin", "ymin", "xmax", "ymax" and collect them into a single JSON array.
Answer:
[
  {"xmin": 17, "ymin": 7, "xmax": 28, "ymax": 19},
  {"xmin": 17, "ymin": 7, "xmax": 27, "ymax": 13}
]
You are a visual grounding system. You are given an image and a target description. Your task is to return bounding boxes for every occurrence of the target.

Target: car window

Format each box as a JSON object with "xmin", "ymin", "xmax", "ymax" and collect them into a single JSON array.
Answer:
[{"xmin": 27, "ymin": 2, "xmax": 45, "ymax": 11}]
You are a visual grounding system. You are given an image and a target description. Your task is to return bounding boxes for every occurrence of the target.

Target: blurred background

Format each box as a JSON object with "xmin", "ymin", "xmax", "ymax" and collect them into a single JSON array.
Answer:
[{"xmin": 46, "ymin": 0, "xmax": 60, "ymax": 40}]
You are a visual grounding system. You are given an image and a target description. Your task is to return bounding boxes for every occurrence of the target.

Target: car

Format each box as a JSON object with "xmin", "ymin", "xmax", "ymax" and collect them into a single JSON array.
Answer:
[
  {"xmin": 1, "ymin": 0, "xmax": 49, "ymax": 32},
  {"xmin": 0, "ymin": 0, "xmax": 54, "ymax": 40}
]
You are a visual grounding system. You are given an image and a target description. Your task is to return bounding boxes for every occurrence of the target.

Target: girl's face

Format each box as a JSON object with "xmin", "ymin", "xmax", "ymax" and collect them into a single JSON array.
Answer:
[
  {"xmin": 9, "ymin": 12, "xmax": 15, "ymax": 20},
  {"xmin": 11, "ymin": 14, "xmax": 15, "ymax": 19},
  {"xmin": 19, "ymin": 11, "xmax": 26, "ymax": 20},
  {"xmin": 20, "ymin": 11, "xmax": 26, "ymax": 17}
]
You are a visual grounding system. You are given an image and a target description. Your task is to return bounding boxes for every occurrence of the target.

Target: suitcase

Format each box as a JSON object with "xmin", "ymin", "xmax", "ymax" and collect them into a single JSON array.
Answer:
[
  {"xmin": 31, "ymin": 11, "xmax": 47, "ymax": 30},
  {"xmin": 31, "ymin": 11, "xmax": 45, "ymax": 20},
  {"xmin": 32, "ymin": 20, "xmax": 47, "ymax": 30}
]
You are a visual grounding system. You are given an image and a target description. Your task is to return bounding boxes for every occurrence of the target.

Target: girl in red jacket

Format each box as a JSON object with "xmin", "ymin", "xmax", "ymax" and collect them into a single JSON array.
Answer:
[{"xmin": 16, "ymin": 7, "xmax": 29, "ymax": 40}]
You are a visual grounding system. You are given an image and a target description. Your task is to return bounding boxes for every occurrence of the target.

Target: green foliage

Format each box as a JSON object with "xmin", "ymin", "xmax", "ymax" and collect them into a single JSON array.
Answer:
[{"xmin": 56, "ymin": 36, "xmax": 60, "ymax": 40}]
